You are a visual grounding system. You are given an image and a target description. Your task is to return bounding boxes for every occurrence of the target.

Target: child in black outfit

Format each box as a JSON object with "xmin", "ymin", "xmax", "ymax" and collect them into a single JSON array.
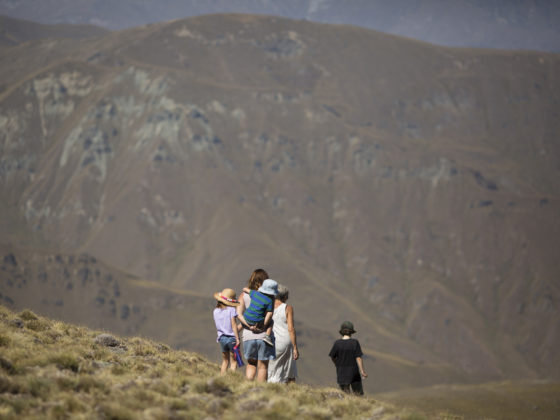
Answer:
[{"xmin": 328, "ymin": 321, "xmax": 368, "ymax": 395}]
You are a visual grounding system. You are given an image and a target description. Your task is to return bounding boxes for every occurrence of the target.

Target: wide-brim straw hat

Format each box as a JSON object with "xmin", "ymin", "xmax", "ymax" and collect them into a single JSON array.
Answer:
[{"xmin": 214, "ymin": 288, "xmax": 240, "ymax": 307}]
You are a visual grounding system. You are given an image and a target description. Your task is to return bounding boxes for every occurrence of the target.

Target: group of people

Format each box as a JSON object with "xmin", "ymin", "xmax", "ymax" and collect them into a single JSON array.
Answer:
[
  {"xmin": 213, "ymin": 268, "xmax": 368, "ymax": 394},
  {"xmin": 213, "ymin": 268, "xmax": 299, "ymax": 383}
]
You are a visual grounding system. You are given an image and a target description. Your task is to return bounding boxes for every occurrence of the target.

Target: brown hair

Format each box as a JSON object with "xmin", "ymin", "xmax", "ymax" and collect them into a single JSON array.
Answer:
[
  {"xmin": 247, "ymin": 268, "xmax": 269, "ymax": 291},
  {"xmin": 216, "ymin": 301, "xmax": 226, "ymax": 309}
]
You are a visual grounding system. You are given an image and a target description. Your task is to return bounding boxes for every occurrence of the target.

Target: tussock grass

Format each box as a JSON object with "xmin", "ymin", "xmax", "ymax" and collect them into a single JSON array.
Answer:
[{"xmin": 0, "ymin": 305, "xmax": 407, "ymax": 419}]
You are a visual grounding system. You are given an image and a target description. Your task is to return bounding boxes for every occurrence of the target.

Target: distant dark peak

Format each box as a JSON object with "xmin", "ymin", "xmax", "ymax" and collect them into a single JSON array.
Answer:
[
  {"xmin": 322, "ymin": 105, "xmax": 341, "ymax": 118},
  {"xmin": 470, "ymin": 170, "xmax": 498, "ymax": 191},
  {"xmin": 3, "ymin": 254, "xmax": 17, "ymax": 267},
  {"xmin": 77, "ymin": 254, "xmax": 97, "ymax": 264},
  {"xmin": 254, "ymin": 34, "xmax": 303, "ymax": 57}
]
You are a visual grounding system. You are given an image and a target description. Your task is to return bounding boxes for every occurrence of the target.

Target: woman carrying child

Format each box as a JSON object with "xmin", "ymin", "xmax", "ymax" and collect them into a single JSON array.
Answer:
[
  {"xmin": 213, "ymin": 288, "xmax": 241, "ymax": 375},
  {"xmin": 237, "ymin": 268, "xmax": 277, "ymax": 382}
]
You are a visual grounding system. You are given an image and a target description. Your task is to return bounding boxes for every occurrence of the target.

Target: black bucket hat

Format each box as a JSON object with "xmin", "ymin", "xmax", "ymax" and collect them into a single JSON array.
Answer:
[{"xmin": 339, "ymin": 321, "xmax": 356, "ymax": 335}]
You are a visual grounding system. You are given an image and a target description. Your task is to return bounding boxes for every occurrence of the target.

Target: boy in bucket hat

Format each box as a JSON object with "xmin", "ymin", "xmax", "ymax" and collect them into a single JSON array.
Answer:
[
  {"xmin": 238, "ymin": 279, "xmax": 278, "ymax": 346},
  {"xmin": 328, "ymin": 321, "xmax": 368, "ymax": 395},
  {"xmin": 213, "ymin": 288, "xmax": 241, "ymax": 375}
]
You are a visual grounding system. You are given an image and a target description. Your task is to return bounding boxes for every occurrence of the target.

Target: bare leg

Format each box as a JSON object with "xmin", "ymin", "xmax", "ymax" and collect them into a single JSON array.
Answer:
[
  {"xmin": 246, "ymin": 359, "xmax": 257, "ymax": 380},
  {"xmin": 256, "ymin": 360, "xmax": 269, "ymax": 382},
  {"xmin": 220, "ymin": 352, "xmax": 230, "ymax": 376},
  {"xmin": 229, "ymin": 352, "xmax": 238, "ymax": 372}
]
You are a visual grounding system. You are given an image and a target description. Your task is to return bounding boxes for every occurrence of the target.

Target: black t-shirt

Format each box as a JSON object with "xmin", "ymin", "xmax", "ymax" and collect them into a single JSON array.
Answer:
[{"xmin": 328, "ymin": 338, "xmax": 363, "ymax": 384}]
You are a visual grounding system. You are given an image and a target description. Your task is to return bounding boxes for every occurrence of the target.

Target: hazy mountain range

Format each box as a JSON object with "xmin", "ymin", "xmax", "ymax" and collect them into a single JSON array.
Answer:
[
  {"xmin": 0, "ymin": 13, "xmax": 559, "ymax": 393},
  {"xmin": 0, "ymin": 14, "xmax": 108, "ymax": 46},
  {"xmin": 0, "ymin": 0, "xmax": 559, "ymax": 51}
]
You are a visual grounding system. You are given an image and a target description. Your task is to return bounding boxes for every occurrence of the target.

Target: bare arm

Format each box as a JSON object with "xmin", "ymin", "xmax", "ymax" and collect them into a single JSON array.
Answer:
[
  {"xmin": 262, "ymin": 311, "xmax": 273, "ymax": 328},
  {"xmin": 236, "ymin": 292, "xmax": 251, "ymax": 329},
  {"xmin": 286, "ymin": 305, "xmax": 299, "ymax": 360},
  {"xmin": 356, "ymin": 356, "xmax": 367, "ymax": 378},
  {"xmin": 231, "ymin": 315, "xmax": 240, "ymax": 346}
]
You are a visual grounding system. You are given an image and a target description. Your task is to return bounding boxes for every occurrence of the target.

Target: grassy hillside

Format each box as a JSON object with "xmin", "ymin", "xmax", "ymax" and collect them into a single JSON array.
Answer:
[
  {"xmin": 0, "ymin": 305, "xmax": 405, "ymax": 419},
  {"xmin": 2, "ymin": 305, "xmax": 559, "ymax": 419}
]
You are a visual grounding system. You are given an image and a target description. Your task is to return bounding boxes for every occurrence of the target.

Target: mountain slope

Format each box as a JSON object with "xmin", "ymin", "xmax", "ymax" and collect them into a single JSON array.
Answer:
[
  {"xmin": 0, "ymin": 14, "xmax": 107, "ymax": 46},
  {"xmin": 0, "ymin": 0, "xmax": 559, "ymax": 51},
  {"xmin": 0, "ymin": 14, "xmax": 559, "ymax": 393}
]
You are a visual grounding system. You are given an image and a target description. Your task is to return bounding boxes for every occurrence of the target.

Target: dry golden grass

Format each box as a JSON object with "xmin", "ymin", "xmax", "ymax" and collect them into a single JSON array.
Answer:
[
  {"xmin": 0, "ymin": 305, "xmax": 414, "ymax": 419},
  {"xmin": 5, "ymin": 304, "xmax": 557, "ymax": 419}
]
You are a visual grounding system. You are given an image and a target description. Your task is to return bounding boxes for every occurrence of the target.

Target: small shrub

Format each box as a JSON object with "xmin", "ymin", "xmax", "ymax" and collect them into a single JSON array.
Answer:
[
  {"xmin": 18, "ymin": 310, "xmax": 38, "ymax": 321},
  {"xmin": 156, "ymin": 343, "xmax": 170, "ymax": 352},
  {"xmin": 62, "ymin": 395, "xmax": 86, "ymax": 413},
  {"xmin": 49, "ymin": 404, "xmax": 68, "ymax": 419},
  {"xmin": 151, "ymin": 380, "xmax": 173, "ymax": 397},
  {"xmin": 90, "ymin": 347, "xmax": 110, "ymax": 361},
  {"xmin": 133, "ymin": 343, "xmax": 156, "ymax": 356},
  {"xmin": 192, "ymin": 379, "xmax": 210, "ymax": 394},
  {"xmin": 26, "ymin": 377, "xmax": 51, "ymax": 399},
  {"xmin": 148, "ymin": 366, "xmax": 165, "ymax": 379},
  {"xmin": 0, "ymin": 374, "xmax": 21, "ymax": 394},
  {"xmin": 132, "ymin": 388, "xmax": 156, "ymax": 405},
  {"xmin": 133, "ymin": 363, "xmax": 148, "ymax": 372},
  {"xmin": 403, "ymin": 413, "xmax": 428, "ymax": 420},
  {"xmin": 111, "ymin": 364, "xmax": 127, "ymax": 375},
  {"xmin": 50, "ymin": 353, "xmax": 80, "ymax": 372},
  {"xmin": 76, "ymin": 375, "xmax": 106, "ymax": 393},
  {"xmin": 98, "ymin": 403, "xmax": 135, "ymax": 420},
  {"xmin": 0, "ymin": 334, "xmax": 11, "ymax": 347},
  {"xmin": 0, "ymin": 357, "xmax": 16, "ymax": 375},
  {"xmin": 169, "ymin": 398, "xmax": 189, "ymax": 410},
  {"xmin": 45, "ymin": 330, "xmax": 62, "ymax": 342},
  {"xmin": 55, "ymin": 376, "xmax": 76, "ymax": 391},
  {"xmin": 6, "ymin": 395, "xmax": 31, "ymax": 414},
  {"xmin": 25, "ymin": 319, "xmax": 49, "ymax": 331}
]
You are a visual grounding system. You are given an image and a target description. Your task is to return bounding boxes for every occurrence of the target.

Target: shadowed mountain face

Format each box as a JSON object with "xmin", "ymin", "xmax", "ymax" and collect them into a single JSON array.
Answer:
[
  {"xmin": 0, "ymin": 0, "xmax": 559, "ymax": 51},
  {"xmin": 0, "ymin": 14, "xmax": 559, "ymax": 392}
]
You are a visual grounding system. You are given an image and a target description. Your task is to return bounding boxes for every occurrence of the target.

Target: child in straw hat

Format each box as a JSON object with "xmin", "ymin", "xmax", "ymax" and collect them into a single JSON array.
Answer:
[{"xmin": 213, "ymin": 288, "xmax": 241, "ymax": 375}]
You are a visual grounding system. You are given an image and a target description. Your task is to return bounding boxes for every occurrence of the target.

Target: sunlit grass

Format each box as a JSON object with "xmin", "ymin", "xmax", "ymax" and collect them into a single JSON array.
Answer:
[
  {"xmin": 0, "ymin": 305, "xmax": 403, "ymax": 419},
  {"xmin": 9, "ymin": 305, "xmax": 555, "ymax": 419}
]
